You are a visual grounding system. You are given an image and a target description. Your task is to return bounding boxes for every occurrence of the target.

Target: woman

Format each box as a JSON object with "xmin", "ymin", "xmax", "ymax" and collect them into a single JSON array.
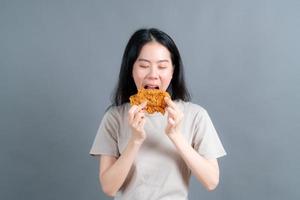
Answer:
[{"xmin": 90, "ymin": 28, "xmax": 226, "ymax": 199}]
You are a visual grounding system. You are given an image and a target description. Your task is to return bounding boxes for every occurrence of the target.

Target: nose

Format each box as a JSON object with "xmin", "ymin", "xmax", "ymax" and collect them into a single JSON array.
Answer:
[{"xmin": 147, "ymin": 66, "xmax": 159, "ymax": 79}]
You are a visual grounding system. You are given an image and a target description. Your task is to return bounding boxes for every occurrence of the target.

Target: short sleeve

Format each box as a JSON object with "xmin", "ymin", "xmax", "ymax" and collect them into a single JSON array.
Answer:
[
  {"xmin": 89, "ymin": 107, "xmax": 120, "ymax": 157},
  {"xmin": 193, "ymin": 109, "xmax": 227, "ymax": 159}
]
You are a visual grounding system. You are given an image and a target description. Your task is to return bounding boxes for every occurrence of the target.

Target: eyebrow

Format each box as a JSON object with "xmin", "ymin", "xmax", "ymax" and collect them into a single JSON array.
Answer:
[{"xmin": 137, "ymin": 58, "xmax": 170, "ymax": 63}]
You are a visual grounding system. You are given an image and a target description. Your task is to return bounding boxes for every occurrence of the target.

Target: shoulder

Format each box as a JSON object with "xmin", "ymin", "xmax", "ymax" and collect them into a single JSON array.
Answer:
[{"xmin": 104, "ymin": 103, "xmax": 130, "ymax": 119}]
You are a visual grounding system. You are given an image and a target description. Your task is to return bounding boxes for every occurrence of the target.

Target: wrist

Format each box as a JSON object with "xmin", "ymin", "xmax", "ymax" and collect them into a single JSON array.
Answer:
[
  {"xmin": 129, "ymin": 136, "xmax": 145, "ymax": 146},
  {"xmin": 168, "ymin": 133, "xmax": 189, "ymax": 153},
  {"xmin": 168, "ymin": 132, "xmax": 183, "ymax": 143}
]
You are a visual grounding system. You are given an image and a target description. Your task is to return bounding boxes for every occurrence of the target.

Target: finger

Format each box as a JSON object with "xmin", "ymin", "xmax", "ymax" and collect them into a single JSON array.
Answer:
[
  {"xmin": 128, "ymin": 105, "xmax": 139, "ymax": 123},
  {"xmin": 135, "ymin": 119, "xmax": 145, "ymax": 130},
  {"xmin": 168, "ymin": 117, "xmax": 175, "ymax": 125},
  {"xmin": 166, "ymin": 106, "xmax": 184, "ymax": 125},
  {"xmin": 138, "ymin": 101, "xmax": 148, "ymax": 112},
  {"xmin": 129, "ymin": 105, "xmax": 139, "ymax": 115},
  {"xmin": 164, "ymin": 97, "xmax": 177, "ymax": 109},
  {"xmin": 166, "ymin": 108, "xmax": 176, "ymax": 126},
  {"xmin": 140, "ymin": 101, "xmax": 148, "ymax": 108},
  {"xmin": 138, "ymin": 117, "xmax": 146, "ymax": 128},
  {"xmin": 132, "ymin": 119, "xmax": 139, "ymax": 128},
  {"xmin": 129, "ymin": 102, "xmax": 146, "ymax": 123},
  {"xmin": 132, "ymin": 111, "xmax": 145, "ymax": 126},
  {"xmin": 166, "ymin": 107, "xmax": 177, "ymax": 117},
  {"xmin": 166, "ymin": 106, "xmax": 179, "ymax": 123}
]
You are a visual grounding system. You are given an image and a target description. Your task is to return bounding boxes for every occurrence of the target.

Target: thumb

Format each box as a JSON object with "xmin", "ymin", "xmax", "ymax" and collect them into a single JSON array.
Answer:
[{"xmin": 140, "ymin": 101, "xmax": 148, "ymax": 108}]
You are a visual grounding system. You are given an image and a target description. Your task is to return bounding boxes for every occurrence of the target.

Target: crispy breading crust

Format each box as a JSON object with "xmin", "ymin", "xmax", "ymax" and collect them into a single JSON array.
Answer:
[{"xmin": 129, "ymin": 89, "xmax": 170, "ymax": 114}]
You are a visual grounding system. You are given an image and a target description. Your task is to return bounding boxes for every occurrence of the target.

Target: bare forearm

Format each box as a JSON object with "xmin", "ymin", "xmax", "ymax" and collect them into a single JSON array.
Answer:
[
  {"xmin": 100, "ymin": 139, "xmax": 142, "ymax": 195},
  {"xmin": 169, "ymin": 134, "xmax": 219, "ymax": 190}
]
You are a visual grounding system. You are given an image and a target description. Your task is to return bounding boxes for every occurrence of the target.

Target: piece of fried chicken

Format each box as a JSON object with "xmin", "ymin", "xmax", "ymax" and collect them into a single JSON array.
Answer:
[{"xmin": 129, "ymin": 89, "xmax": 170, "ymax": 114}]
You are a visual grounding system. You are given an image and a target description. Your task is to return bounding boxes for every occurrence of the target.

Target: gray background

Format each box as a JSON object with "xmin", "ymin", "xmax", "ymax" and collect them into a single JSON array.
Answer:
[{"xmin": 1, "ymin": 0, "xmax": 299, "ymax": 199}]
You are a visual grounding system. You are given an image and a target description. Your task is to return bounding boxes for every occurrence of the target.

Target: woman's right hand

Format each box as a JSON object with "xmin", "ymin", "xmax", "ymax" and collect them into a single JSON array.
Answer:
[{"xmin": 128, "ymin": 101, "xmax": 147, "ymax": 144}]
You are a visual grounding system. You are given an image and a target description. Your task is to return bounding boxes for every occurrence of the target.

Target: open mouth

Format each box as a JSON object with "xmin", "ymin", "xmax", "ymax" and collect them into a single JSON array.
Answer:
[{"xmin": 144, "ymin": 85, "xmax": 159, "ymax": 90}]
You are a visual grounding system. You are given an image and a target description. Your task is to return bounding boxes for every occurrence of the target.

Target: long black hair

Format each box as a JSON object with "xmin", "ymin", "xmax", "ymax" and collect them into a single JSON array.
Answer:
[{"xmin": 112, "ymin": 28, "xmax": 190, "ymax": 106}]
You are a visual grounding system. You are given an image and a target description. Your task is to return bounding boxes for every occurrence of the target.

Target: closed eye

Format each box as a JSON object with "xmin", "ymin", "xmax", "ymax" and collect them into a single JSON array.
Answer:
[{"xmin": 158, "ymin": 66, "xmax": 168, "ymax": 69}]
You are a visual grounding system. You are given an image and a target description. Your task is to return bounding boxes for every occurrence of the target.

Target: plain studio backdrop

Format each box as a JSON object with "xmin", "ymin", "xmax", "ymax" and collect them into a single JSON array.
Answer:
[{"xmin": 0, "ymin": 0, "xmax": 299, "ymax": 199}]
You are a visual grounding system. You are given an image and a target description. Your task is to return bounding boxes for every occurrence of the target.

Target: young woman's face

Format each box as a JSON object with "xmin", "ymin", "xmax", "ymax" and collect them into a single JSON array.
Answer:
[{"xmin": 132, "ymin": 42, "xmax": 174, "ymax": 91}]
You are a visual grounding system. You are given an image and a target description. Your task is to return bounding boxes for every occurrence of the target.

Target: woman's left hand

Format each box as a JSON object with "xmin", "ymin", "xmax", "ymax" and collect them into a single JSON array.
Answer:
[{"xmin": 164, "ymin": 97, "xmax": 184, "ymax": 137}]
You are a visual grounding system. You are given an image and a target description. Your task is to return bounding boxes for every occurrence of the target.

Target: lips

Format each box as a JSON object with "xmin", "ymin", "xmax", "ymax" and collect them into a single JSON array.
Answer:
[{"xmin": 144, "ymin": 84, "xmax": 159, "ymax": 89}]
